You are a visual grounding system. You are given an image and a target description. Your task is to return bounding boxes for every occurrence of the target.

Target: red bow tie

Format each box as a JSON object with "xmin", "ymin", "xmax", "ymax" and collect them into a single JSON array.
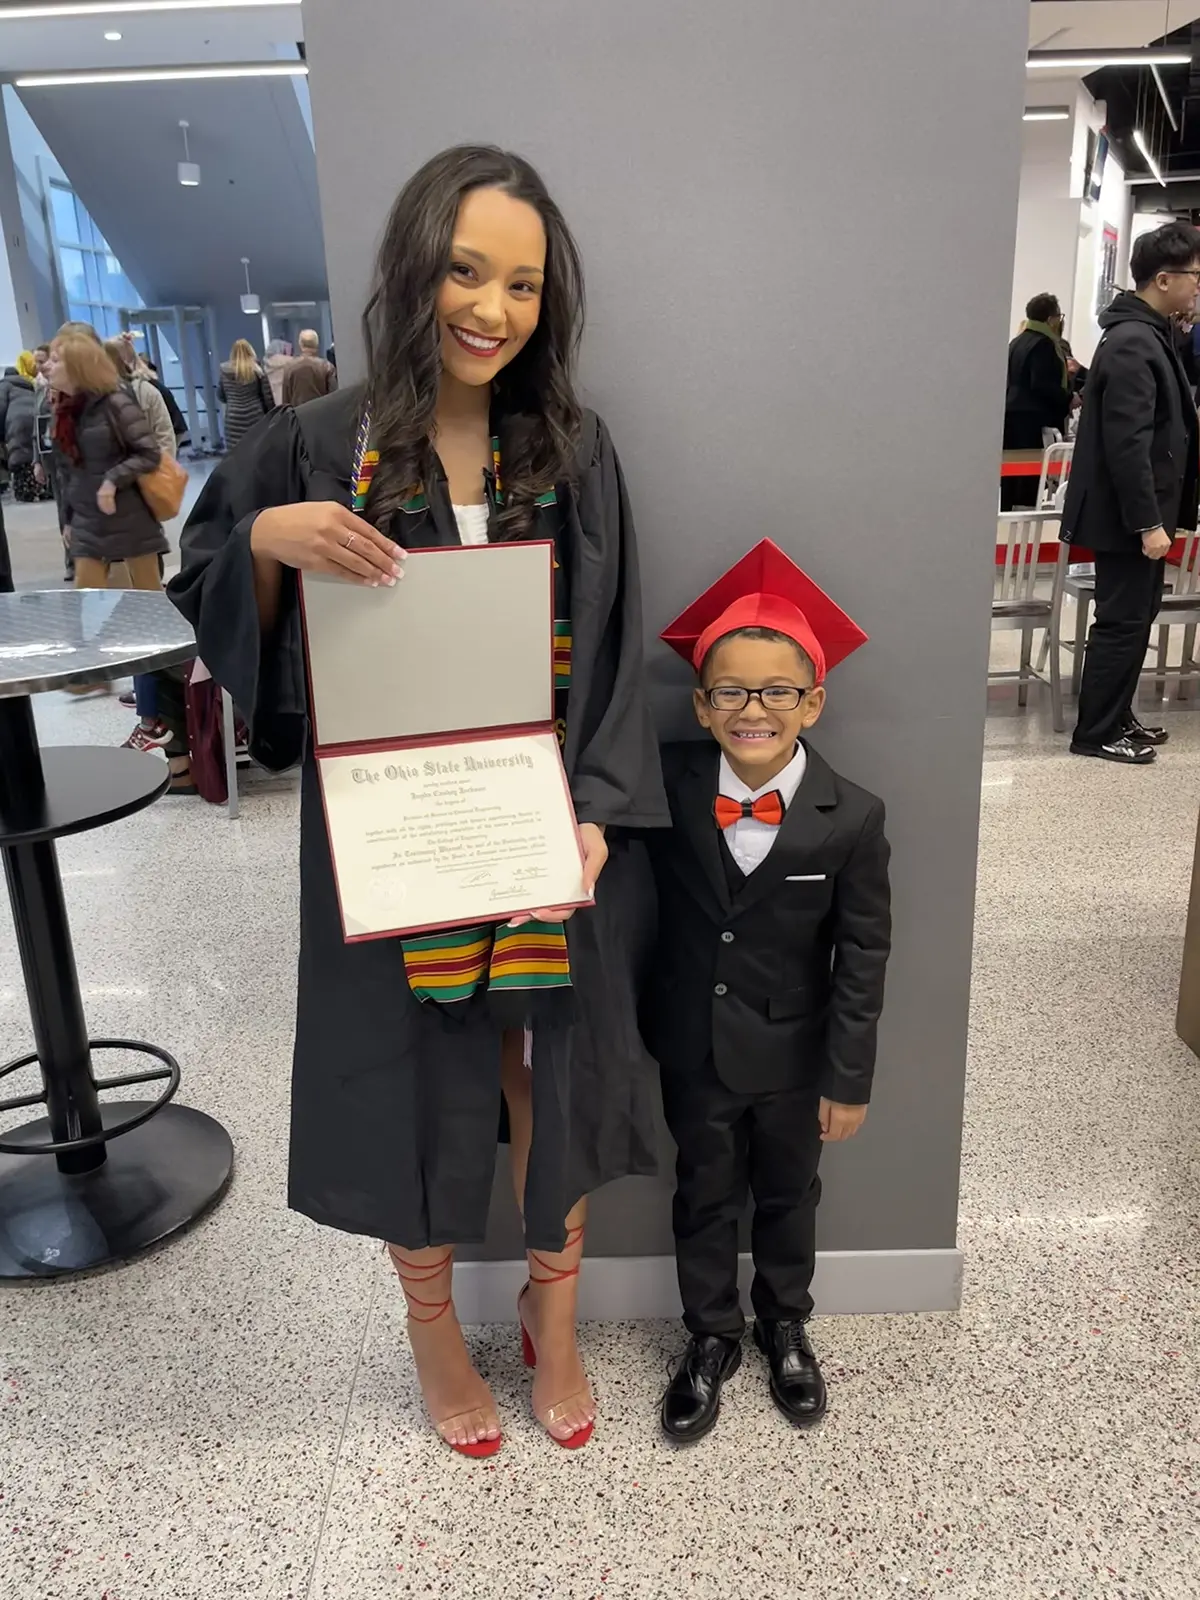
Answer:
[{"xmin": 713, "ymin": 790, "xmax": 786, "ymax": 829}]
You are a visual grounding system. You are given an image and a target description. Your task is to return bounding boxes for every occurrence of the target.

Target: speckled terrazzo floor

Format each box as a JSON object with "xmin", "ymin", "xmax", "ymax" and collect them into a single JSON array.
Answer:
[{"xmin": 1, "ymin": 674, "xmax": 1198, "ymax": 1599}]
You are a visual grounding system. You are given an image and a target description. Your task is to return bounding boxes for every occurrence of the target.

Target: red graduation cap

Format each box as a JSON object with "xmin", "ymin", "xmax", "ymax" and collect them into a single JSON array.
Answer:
[{"xmin": 660, "ymin": 539, "xmax": 868, "ymax": 683}]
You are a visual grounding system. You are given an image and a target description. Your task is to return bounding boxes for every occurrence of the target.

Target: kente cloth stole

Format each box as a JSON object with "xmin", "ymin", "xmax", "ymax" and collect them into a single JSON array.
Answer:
[{"xmin": 349, "ymin": 408, "xmax": 572, "ymax": 1011}]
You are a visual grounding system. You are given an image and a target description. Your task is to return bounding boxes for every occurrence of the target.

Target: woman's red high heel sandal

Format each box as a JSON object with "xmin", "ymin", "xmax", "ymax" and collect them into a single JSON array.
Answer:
[
  {"xmin": 517, "ymin": 1224, "xmax": 594, "ymax": 1449},
  {"xmin": 388, "ymin": 1246, "xmax": 503, "ymax": 1459}
]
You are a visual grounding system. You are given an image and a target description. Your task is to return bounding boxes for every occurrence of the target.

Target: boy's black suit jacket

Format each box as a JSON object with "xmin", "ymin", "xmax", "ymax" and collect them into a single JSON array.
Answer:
[{"xmin": 643, "ymin": 740, "xmax": 891, "ymax": 1105}]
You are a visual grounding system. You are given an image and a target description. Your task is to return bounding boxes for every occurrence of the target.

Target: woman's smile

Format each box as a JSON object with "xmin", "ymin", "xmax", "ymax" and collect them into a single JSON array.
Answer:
[{"xmin": 448, "ymin": 326, "xmax": 506, "ymax": 357}]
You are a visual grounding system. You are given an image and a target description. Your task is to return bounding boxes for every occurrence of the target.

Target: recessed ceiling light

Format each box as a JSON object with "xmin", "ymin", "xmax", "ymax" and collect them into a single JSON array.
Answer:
[{"xmin": 104, "ymin": 30, "xmax": 122, "ymax": 39}]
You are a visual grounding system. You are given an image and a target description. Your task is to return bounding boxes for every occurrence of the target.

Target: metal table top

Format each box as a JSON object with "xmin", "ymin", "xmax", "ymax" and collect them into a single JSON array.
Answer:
[{"xmin": 0, "ymin": 589, "xmax": 196, "ymax": 697}]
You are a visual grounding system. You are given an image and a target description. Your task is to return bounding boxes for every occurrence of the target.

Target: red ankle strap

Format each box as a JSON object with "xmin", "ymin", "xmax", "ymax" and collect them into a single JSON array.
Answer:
[
  {"xmin": 528, "ymin": 1225, "xmax": 585, "ymax": 1285},
  {"xmin": 387, "ymin": 1246, "xmax": 455, "ymax": 1323}
]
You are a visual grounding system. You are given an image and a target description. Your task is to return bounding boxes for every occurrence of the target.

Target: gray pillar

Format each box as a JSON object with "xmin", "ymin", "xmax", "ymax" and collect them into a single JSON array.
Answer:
[
  {"xmin": 0, "ymin": 87, "xmax": 47, "ymax": 349},
  {"xmin": 174, "ymin": 304, "xmax": 202, "ymax": 452},
  {"xmin": 305, "ymin": 0, "xmax": 1030, "ymax": 1315},
  {"xmin": 200, "ymin": 306, "xmax": 220, "ymax": 453}
]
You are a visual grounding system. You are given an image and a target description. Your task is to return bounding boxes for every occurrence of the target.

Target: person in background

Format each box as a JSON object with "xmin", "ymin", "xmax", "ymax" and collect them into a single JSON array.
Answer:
[
  {"xmin": 105, "ymin": 338, "xmax": 175, "ymax": 462},
  {"xmin": 263, "ymin": 338, "xmax": 293, "ymax": 407},
  {"xmin": 218, "ymin": 339, "xmax": 275, "ymax": 452},
  {"xmin": 1002, "ymin": 293, "xmax": 1072, "ymax": 509},
  {"xmin": 281, "ymin": 329, "xmax": 338, "ymax": 407},
  {"xmin": 115, "ymin": 333, "xmax": 190, "ymax": 449},
  {"xmin": 48, "ymin": 332, "xmax": 170, "ymax": 748},
  {"xmin": 36, "ymin": 324, "xmax": 104, "ymax": 580},
  {"xmin": 1063, "ymin": 220, "xmax": 1200, "ymax": 765},
  {"xmin": 0, "ymin": 353, "xmax": 44, "ymax": 501}
]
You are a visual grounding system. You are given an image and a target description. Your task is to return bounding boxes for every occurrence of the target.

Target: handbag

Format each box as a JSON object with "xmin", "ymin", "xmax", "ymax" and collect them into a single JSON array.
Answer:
[
  {"xmin": 104, "ymin": 388, "xmax": 188, "ymax": 520},
  {"xmin": 137, "ymin": 452, "xmax": 188, "ymax": 520}
]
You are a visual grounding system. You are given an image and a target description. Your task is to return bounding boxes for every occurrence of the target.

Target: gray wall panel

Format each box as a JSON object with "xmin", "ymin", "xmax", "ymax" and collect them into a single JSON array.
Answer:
[{"xmin": 303, "ymin": 0, "xmax": 1029, "ymax": 1283}]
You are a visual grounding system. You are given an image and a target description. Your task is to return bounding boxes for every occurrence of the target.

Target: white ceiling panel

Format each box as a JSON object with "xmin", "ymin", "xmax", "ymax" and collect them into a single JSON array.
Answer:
[
  {"xmin": 0, "ymin": 3, "xmax": 302, "ymax": 72},
  {"xmin": 1030, "ymin": 2, "xmax": 1200, "ymax": 51}
]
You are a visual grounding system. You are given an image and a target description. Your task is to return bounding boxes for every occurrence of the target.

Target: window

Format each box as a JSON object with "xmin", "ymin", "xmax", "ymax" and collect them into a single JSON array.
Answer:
[{"xmin": 47, "ymin": 177, "xmax": 142, "ymax": 338}]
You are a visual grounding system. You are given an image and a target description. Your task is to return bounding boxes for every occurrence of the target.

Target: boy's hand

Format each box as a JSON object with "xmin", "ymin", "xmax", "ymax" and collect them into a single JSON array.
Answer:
[{"xmin": 819, "ymin": 1098, "xmax": 867, "ymax": 1142}]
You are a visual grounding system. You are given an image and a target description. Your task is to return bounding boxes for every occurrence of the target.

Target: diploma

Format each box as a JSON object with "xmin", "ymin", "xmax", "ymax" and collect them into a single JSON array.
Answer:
[
  {"xmin": 300, "ymin": 542, "xmax": 586, "ymax": 941},
  {"xmin": 319, "ymin": 732, "xmax": 588, "ymax": 938}
]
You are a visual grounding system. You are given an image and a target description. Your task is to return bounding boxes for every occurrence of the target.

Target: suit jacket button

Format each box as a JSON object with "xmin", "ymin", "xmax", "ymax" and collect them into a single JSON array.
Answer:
[
  {"xmin": 714, "ymin": 983, "xmax": 728, "ymax": 996},
  {"xmin": 721, "ymin": 931, "xmax": 735, "ymax": 944}
]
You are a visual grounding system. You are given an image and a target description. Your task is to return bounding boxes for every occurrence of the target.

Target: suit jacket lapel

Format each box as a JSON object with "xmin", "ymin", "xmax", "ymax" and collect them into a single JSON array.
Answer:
[
  {"xmin": 728, "ymin": 742, "xmax": 838, "ymax": 919},
  {"xmin": 673, "ymin": 742, "xmax": 732, "ymax": 918}
]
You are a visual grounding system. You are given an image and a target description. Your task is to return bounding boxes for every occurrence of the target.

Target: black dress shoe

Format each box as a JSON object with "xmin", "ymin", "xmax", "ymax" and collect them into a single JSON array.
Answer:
[
  {"xmin": 753, "ymin": 1318, "xmax": 827, "ymax": 1427},
  {"xmin": 1069, "ymin": 735, "xmax": 1156, "ymax": 765},
  {"xmin": 1123, "ymin": 714, "xmax": 1169, "ymax": 747},
  {"xmin": 660, "ymin": 1333, "xmax": 742, "ymax": 1442}
]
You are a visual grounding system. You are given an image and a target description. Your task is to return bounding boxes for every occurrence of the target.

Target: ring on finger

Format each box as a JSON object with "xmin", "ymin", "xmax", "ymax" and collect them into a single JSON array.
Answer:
[{"xmin": 343, "ymin": 532, "xmax": 358, "ymax": 552}]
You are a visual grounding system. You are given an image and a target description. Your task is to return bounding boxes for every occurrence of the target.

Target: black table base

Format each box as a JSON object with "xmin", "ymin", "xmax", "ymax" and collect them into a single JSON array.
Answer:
[
  {"xmin": 0, "ymin": 1102, "xmax": 233, "ymax": 1277},
  {"xmin": 0, "ymin": 691, "xmax": 233, "ymax": 1280}
]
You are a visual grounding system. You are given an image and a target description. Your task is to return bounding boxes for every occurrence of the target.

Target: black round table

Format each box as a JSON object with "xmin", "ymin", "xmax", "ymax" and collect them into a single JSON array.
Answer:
[{"xmin": 0, "ymin": 589, "xmax": 234, "ymax": 1277}]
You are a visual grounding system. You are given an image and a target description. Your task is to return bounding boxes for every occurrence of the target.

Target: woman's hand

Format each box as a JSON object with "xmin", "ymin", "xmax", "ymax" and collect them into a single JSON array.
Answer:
[
  {"xmin": 507, "ymin": 823, "xmax": 608, "ymax": 927},
  {"xmin": 250, "ymin": 502, "xmax": 405, "ymax": 588},
  {"xmin": 96, "ymin": 480, "xmax": 117, "ymax": 516}
]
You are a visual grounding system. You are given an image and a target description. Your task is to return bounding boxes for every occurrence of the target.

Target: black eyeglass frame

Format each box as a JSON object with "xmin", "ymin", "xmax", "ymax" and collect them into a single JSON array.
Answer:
[{"xmin": 703, "ymin": 685, "xmax": 816, "ymax": 711}]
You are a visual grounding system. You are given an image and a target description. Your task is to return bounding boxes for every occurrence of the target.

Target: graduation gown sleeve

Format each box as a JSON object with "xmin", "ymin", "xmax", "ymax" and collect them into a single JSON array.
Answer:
[
  {"xmin": 564, "ymin": 414, "xmax": 669, "ymax": 831},
  {"xmin": 167, "ymin": 408, "xmax": 310, "ymax": 772}
]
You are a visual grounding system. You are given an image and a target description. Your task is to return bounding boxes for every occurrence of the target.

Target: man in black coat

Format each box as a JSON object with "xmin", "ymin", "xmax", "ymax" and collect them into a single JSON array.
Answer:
[
  {"xmin": 645, "ymin": 546, "xmax": 891, "ymax": 1442},
  {"xmin": 1002, "ymin": 292, "xmax": 1072, "ymax": 509},
  {"xmin": 1062, "ymin": 221, "xmax": 1200, "ymax": 764}
]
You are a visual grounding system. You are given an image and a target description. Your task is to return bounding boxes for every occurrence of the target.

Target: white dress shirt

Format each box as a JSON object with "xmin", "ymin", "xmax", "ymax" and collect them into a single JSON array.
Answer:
[
  {"xmin": 452, "ymin": 502, "xmax": 490, "ymax": 546},
  {"xmin": 718, "ymin": 741, "xmax": 808, "ymax": 876}
]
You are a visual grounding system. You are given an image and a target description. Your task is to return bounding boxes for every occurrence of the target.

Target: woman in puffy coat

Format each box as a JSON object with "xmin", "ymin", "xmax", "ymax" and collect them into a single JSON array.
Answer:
[{"xmin": 0, "ymin": 353, "xmax": 42, "ymax": 500}]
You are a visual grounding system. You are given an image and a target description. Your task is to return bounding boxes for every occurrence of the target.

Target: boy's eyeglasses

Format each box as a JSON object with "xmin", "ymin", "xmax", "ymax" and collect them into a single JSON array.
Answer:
[{"xmin": 705, "ymin": 686, "xmax": 814, "ymax": 711}]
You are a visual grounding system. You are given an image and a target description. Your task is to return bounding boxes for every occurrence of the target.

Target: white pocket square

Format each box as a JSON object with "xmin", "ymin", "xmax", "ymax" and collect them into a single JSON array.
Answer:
[{"xmin": 787, "ymin": 874, "xmax": 827, "ymax": 882}]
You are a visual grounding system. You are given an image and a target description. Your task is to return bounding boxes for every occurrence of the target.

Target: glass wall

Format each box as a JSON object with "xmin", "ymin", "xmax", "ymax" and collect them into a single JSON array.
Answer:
[{"xmin": 47, "ymin": 177, "xmax": 141, "ymax": 338}]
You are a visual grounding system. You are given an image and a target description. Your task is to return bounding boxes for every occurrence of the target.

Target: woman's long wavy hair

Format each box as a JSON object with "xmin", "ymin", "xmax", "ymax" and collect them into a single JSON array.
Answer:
[{"xmin": 362, "ymin": 145, "xmax": 585, "ymax": 540}]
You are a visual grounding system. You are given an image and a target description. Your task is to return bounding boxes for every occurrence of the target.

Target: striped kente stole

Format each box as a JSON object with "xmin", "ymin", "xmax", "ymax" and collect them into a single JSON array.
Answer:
[{"xmin": 350, "ymin": 409, "xmax": 573, "ymax": 1015}]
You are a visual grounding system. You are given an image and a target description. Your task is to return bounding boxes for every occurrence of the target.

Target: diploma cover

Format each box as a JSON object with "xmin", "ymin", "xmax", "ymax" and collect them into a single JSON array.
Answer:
[{"xmin": 300, "ymin": 542, "xmax": 589, "ymax": 941}]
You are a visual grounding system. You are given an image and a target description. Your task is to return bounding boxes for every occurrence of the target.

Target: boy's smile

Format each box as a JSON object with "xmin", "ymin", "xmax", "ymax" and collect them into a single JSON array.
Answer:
[{"xmin": 694, "ymin": 632, "xmax": 826, "ymax": 790}]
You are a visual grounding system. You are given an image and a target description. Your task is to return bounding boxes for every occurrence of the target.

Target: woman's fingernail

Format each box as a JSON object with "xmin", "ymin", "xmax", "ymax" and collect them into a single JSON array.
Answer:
[
  {"xmin": 384, "ymin": 576, "xmax": 396, "ymax": 587},
  {"xmin": 392, "ymin": 564, "xmax": 403, "ymax": 577}
]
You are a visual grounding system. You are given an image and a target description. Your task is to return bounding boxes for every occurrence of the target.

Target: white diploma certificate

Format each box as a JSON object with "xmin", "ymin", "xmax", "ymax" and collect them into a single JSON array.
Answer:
[
  {"xmin": 319, "ymin": 732, "xmax": 587, "ymax": 938},
  {"xmin": 300, "ymin": 542, "xmax": 589, "ymax": 941}
]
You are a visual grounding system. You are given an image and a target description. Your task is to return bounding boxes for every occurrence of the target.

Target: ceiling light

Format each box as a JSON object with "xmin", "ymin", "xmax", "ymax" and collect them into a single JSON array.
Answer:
[
  {"xmin": 177, "ymin": 119, "xmax": 198, "ymax": 187},
  {"xmin": 1134, "ymin": 127, "xmax": 1166, "ymax": 188},
  {"xmin": 104, "ymin": 30, "xmax": 122, "ymax": 39},
  {"xmin": 1023, "ymin": 106, "xmax": 1070, "ymax": 121},
  {"xmin": 1128, "ymin": 171, "xmax": 1200, "ymax": 184},
  {"xmin": 0, "ymin": 2, "xmax": 299, "ymax": 19},
  {"xmin": 1027, "ymin": 48, "xmax": 1191, "ymax": 70},
  {"xmin": 15, "ymin": 63, "xmax": 309, "ymax": 87},
  {"xmin": 240, "ymin": 258, "xmax": 259, "ymax": 316}
]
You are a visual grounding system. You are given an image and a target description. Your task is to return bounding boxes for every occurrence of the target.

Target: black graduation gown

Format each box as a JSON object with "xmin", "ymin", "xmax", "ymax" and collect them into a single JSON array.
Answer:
[{"xmin": 168, "ymin": 387, "xmax": 669, "ymax": 1252}]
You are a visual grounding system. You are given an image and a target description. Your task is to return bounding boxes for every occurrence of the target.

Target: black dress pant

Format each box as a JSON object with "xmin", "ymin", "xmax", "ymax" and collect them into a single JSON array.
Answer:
[
  {"xmin": 1074, "ymin": 549, "xmax": 1166, "ymax": 748},
  {"xmin": 661, "ymin": 1055, "xmax": 824, "ymax": 1338}
]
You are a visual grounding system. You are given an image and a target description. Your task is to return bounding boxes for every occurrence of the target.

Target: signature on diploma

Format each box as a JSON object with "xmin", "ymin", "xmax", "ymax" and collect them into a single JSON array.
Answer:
[{"xmin": 462, "ymin": 870, "xmax": 495, "ymax": 887}]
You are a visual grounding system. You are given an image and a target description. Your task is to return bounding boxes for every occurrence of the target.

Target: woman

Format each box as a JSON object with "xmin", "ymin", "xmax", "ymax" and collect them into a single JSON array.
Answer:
[
  {"xmin": 105, "ymin": 338, "xmax": 176, "ymax": 463},
  {"xmin": 0, "ymin": 353, "xmax": 45, "ymax": 501},
  {"xmin": 218, "ymin": 339, "xmax": 274, "ymax": 450},
  {"xmin": 49, "ymin": 332, "xmax": 169, "ymax": 737},
  {"xmin": 171, "ymin": 146, "xmax": 666, "ymax": 1455}
]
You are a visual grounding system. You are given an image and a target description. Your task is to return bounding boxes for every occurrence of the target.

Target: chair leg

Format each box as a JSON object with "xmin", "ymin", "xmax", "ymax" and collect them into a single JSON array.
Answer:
[
  {"xmin": 1178, "ymin": 624, "xmax": 1196, "ymax": 701},
  {"xmin": 1018, "ymin": 626, "xmax": 1031, "ymax": 707},
  {"xmin": 1071, "ymin": 594, "xmax": 1088, "ymax": 699},
  {"xmin": 222, "ymin": 686, "xmax": 240, "ymax": 820},
  {"xmin": 1154, "ymin": 625, "xmax": 1169, "ymax": 704}
]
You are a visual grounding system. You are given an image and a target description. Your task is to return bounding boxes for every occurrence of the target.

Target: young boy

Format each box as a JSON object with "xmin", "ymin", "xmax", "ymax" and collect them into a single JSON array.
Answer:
[{"xmin": 644, "ymin": 540, "xmax": 891, "ymax": 1441}]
